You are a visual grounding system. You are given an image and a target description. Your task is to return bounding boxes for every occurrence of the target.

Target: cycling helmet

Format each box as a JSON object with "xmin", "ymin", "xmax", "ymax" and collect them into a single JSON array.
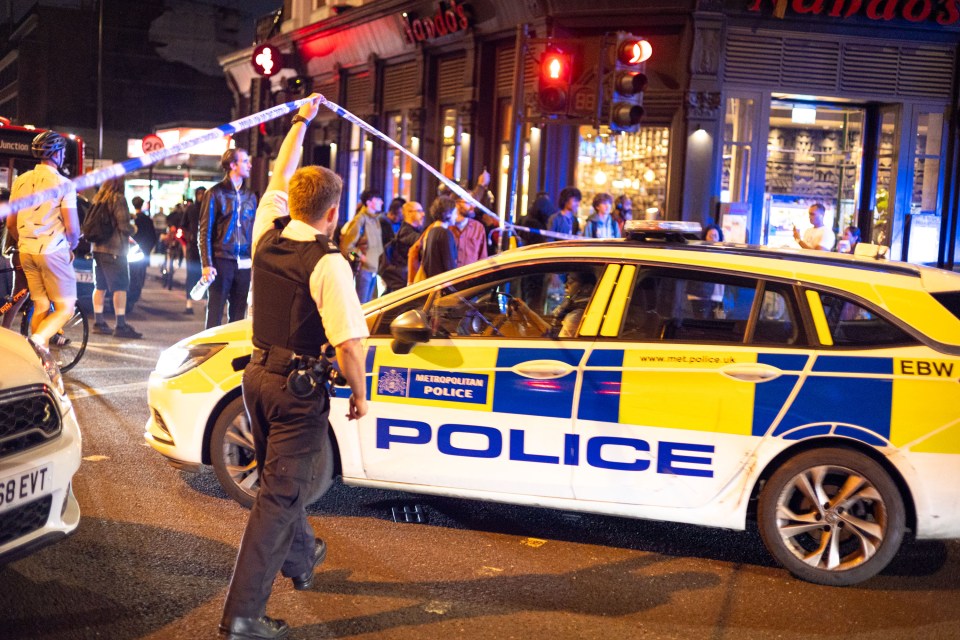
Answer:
[{"xmin": 31, "ymin": 130, "xmax": 66, "ymax": 159}]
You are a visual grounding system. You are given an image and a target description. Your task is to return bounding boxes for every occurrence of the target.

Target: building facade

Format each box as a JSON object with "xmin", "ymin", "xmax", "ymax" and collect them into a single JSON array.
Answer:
[{"xmin": 220, "ymin": 0, "xmax": 960, "ymax": 268}]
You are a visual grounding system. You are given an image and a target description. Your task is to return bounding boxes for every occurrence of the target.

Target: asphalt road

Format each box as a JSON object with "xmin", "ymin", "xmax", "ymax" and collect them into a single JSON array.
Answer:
[{"xmin": 3, "ymin": 264, "xmax": 959, "ymax": 640}]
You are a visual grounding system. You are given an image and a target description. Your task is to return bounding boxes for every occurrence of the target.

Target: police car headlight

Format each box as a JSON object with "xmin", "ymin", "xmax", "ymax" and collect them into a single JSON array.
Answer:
[
  {"xmin": 154, "ymin": 343, "xmax": 226, "ymax": 378},
  {"xmin": 28, "ymin": 338, "xmax": 64, "ymax": 395}
]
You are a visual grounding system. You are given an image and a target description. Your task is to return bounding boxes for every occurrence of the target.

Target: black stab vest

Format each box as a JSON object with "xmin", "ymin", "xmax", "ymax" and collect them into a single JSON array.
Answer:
[{"xmin": 251, "ymin": 216, "xmax": 338, "ymax": 356}]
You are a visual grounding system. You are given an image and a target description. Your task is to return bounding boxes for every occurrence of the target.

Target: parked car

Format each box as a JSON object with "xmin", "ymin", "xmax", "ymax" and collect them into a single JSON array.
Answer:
[
  {"xmin": 145, "ymin": 221, "xmax": 960, "ymax": 586},
  {"xmin": 0, "ymin": 327, "xmax": 81, "ymax": 563}
]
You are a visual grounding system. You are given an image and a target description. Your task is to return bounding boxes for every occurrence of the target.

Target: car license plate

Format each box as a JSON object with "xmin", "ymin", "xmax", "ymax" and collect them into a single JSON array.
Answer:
[
  {"xmin": 76, "ymin": 271, "xmax": 94, "ymax": 284},
  {"xmin": 0, "ymin": 464, "xmax": 52, "ymax": 514}
]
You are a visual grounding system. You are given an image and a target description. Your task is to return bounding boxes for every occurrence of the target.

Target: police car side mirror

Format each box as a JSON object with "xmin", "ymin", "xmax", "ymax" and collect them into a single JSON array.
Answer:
[{"xmin": 390, "ymin": 309, "xmax": 430, "ymax": 355}]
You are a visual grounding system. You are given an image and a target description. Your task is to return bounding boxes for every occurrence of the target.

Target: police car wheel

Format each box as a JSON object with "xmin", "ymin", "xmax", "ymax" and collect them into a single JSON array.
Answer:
[
  {"xmin": 211, "ymin": 397, "xmax": 258, "ymax": 508},
  {"xmin": 210, "ymin": 396, "xmax": 336, "ymax": 509},
  {"xmin": 757, "ymin": 448, "xmax": 905, "ymax": 587}
]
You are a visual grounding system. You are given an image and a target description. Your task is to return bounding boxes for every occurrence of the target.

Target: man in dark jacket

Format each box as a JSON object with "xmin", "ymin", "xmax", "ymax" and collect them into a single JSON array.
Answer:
[
  {"xmin": 128, "ymin": 196, "xmax": 156, "ymax": 312},
  {"xmin": 198, "ymin": 149, "xmax": 258, "ymax": 329},
  {"xmin": 380, "ymin": 200, "xmax": 424, "ymax": 293}
]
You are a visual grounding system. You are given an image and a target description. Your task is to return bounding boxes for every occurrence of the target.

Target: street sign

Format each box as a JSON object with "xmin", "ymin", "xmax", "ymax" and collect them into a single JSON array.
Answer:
[{"xmin": 142, "ymin": 134, "xmax": 164, "ymax": 154}]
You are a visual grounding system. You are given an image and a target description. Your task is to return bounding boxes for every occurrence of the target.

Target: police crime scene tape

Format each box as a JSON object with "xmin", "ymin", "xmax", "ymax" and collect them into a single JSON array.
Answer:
[{"xmin": 0, "ymin": 94, "xmax": 579, "ymax": 242}]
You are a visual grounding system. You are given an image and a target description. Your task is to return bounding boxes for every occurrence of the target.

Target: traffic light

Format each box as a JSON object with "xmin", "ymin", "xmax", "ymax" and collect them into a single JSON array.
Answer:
[
  {"xmin": 252, "ymin": 43, "xmax": 283, "ymax": 76},
  {"xmin": 605, "ymin": 33, "xmax": 650, "ymax": 132},
  {"xmin": 538, "ymin": 46, "xmax": 574, "ymax": 117}
]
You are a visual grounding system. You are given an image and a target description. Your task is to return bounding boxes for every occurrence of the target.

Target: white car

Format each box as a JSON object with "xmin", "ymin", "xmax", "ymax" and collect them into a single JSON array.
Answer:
[
  {"xmin": 146, "ymin": 223, "xmax": 960, "ymax": 586},
  {"xmin": 0, "ymin": 327, "xmax": 82, "ymax": 563}
]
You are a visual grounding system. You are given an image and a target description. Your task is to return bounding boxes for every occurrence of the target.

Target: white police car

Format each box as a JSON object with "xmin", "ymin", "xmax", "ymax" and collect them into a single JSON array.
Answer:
[
  {"xmin": 0, "ymin": 327, "xmax": 81, "ymax": 564},
  {"xmin": 145, "ymin": 221, "xmax": 960, "ymax": 586}
]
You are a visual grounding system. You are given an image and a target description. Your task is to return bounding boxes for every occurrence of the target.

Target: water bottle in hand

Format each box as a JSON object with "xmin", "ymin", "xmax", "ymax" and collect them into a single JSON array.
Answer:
[{"xmin": 190, "ymin": 274, "xmax": 213, "ymax": 301}]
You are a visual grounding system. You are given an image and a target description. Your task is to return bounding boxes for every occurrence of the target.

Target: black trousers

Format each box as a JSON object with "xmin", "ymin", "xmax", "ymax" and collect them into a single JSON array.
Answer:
[
  {"xmin": 205, "ymin": 256, "xmax": 250, "ymax": 329},
  {"xmin": 222, "ymin": 363, "xmax": 330, "ymax": 619}
]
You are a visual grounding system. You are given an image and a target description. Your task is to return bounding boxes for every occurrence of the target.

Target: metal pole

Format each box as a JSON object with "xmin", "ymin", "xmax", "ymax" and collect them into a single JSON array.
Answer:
[
  {"xmin": 503, "ymin": 23, "xmax": 529, "ymax": 252},
  {"xmin": 97, "ymin": 0, "xmax": 104, "ymax": 160}
]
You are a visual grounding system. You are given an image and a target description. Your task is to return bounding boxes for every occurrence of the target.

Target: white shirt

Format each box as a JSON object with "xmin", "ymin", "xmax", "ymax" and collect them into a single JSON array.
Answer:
[
  {"xmin": 802, "ymin": 225, "xmax": 836, "ymax": 251},
  {"xmin": 11, "ymin": 164, "xmax": 77, "ymax": 255},
  {"xmin": 252, "ymin": 190, "xmax": 369, "ymax": 348}
]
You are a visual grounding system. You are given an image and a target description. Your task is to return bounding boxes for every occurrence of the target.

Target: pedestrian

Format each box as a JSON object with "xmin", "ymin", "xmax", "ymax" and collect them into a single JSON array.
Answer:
[
  {"xmin": 838, "ymin": 225, "xmax": 860, "ymax": 254},
  {"xmin": 5, "ymin": 130, "xmax": 80, "ymax": 348},
  {"xmin": 703, "ymin": 224, "xmax": 724, "ymax": 242},
  {"xmin": 181, "ymin": 186, "xmax": 206, "ymax": 314},
  {"xmin": 582, "ymin": 192, "xmax": 620, "ymax": 239},
  {"xmin": 128, "ymin": 195, "xmax": 157, "ymax": 312},
  {"xmin": 339, "ymin": 189, "xmax": 384, "ymax": 303},
  {"xmin": 450, "ymin": 188, "xmax": 488, "ymax": 267},
  {"xmin": 517, "ymin": 192, "xmax": 552, "ymax": 246},
  {"xmin": 89, "ymin": 178, "xmax": 141, "ymax": 339},
  {"xmin": 380, "ymin": 197, "xmax": 405, "ymax": 247},
  {"xmin": 380, "ymin": 200, "xmax": 424, "ymax": 293},
  {"xmin": 546, "ymin": 186, "xmax": 582, "ymax": 240},
  {"xmin": 614, "ymin": 195, "xmax": 634, "ymax": 233},
  {"xmin": 219, "ymin": 94, "xmax": 369, "ymax": 640},
  {"xmin": 199, "ymin": 147, "xmax": 258, "ymax": 329},
  {"xmin": 419, "ymin": 196, "xmax": 458, "ymax": 280},
  {"xmin": 793, "ymin": 202, "xmax": 836, "ymax": 251}
]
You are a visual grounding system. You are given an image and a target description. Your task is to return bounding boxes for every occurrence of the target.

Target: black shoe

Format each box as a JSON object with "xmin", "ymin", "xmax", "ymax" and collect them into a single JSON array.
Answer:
[
  {"xmin": 218, "ymin": 615, "xmax": 289, "ymax": 640},
  {"xmin": 183, "ymin": 307, "xmax": 194, "ymax": 315},
  {"xmin": 92, "ymin": 321, "xmax": 113, "ymax": 335},
  {"xmin": 50, "ymin": 333, "xmax": 71, "ymax": 347},
  {"xmin": 113, "ymin": 324, "xmax": 143, "ymax": 339},
  {"xmin": 291, "ymin": 538, "xmax": 327, "ymax": 591}
]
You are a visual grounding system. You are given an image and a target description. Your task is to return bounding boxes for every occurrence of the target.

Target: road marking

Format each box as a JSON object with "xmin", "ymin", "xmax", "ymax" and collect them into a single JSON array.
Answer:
[
  {"xmin": 82, "ymin": 343, "xmax": 161, "ymax": 363},
  {"xmin": 68, "ymin": 380, "xmax": 149, "ymax": 400}
]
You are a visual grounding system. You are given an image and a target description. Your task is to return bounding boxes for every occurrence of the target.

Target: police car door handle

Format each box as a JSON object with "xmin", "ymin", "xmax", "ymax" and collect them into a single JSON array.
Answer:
[
  {"xmin": 511, "ymin": 360, "xmax": 575, "ymax": 380},
  {"xmin": 720, "ymin": 363, "xmax": 783, "ymax": 383}
]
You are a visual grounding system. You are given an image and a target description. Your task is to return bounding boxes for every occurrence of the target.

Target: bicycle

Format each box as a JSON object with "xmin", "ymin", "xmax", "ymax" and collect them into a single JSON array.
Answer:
[{"xmin": 0, "ymin": 264, "xmax": 89, "ymax": 373}]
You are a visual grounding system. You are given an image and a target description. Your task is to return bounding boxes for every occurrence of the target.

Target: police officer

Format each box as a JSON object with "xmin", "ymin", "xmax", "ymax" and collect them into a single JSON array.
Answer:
[{"xmin": 219, "ymin": 95, "xmax": 369, "ymax": 640}]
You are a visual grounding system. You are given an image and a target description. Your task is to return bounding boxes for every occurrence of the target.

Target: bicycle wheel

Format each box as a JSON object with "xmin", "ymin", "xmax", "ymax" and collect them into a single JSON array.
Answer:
[
  {"xmin": 24, "ymin": 303, "xmax": 88, "ymax": 373},
  {"xmin": 54, "ymin": 306, "xmax": 88, "ymax": 373}
]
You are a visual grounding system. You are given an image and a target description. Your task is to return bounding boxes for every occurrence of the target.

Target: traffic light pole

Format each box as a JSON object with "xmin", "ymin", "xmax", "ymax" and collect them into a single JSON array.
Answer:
[{"xmin": 503, "ymin": 23, "xmax": 530, "ymax": 252}]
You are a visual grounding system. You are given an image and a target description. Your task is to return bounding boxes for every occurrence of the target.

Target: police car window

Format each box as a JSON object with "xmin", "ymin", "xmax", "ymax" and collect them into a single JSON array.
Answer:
[
  {"xmin": 752, "ymin": 283, "xmax": 803, "ymax": 346},
  {"xmin": 620, "ymin": 269, "xmax": 757, "ymax": 343},
  {"xmin": 372, "ymin": 292, "xmax": 431, "ymax": 336},
  {"xmin": 817, "ymin": 292, "xmax": 914, "ymax": 347},
  {"xmin": 426, "ymin": 264, "xmax": 604, "ymax": 339}
]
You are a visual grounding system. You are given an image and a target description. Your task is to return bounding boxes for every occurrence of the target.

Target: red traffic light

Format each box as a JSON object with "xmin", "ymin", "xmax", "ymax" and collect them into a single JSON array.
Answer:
[
  {"xmin": 252, "ymin": 44, "xmax": 283, "ymax": 76},
  {"xmin": 617, "ymin": 38, "xmax": 652, "ymax": 66},
  {"xmin": 541, "ymin": 48, "xmax": 572, "ymax": 84}
]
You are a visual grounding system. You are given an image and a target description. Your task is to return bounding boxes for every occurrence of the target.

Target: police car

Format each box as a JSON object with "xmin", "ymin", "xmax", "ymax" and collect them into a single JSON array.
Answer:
[{"xmin": 144, "ymin": 221, "xmax": 960, "ymax": 586}]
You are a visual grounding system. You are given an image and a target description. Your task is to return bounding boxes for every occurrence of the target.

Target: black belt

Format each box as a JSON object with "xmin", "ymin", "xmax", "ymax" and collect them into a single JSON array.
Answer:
[{"xmin": 250, "ymin": 346, "xmax": 317, "ymax": 376}]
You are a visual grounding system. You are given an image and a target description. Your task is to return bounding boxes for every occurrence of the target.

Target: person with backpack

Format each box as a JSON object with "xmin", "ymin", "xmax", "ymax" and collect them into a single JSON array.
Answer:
[{"xmin": 88, "ymin": 178, "xmax": 141, "ymax": 339}]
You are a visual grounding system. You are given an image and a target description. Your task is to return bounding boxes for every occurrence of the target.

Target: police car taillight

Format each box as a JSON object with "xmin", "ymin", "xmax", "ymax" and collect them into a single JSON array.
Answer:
[{"xmin": 624, "ymin": 220, "xmax": 702, "ymax": 242}]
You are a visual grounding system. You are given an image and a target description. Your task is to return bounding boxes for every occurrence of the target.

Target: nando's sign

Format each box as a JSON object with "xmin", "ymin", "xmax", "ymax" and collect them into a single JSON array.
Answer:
[
  {"xmin": 399, "ymin": 1, "xmax": 470, "ymax": 44},
  {"xmin": 747, "ymin": 0, "xmax": 959, "ymax": 25}
]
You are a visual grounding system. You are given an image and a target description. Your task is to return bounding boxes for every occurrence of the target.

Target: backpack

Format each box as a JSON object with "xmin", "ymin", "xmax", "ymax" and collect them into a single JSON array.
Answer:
[{"xmin": 81, "ymin": 199, "xmax": 116, "ymax": 244}]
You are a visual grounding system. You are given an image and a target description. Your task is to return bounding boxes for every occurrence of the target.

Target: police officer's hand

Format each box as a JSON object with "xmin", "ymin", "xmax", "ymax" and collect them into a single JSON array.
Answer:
[
  {"xmin": 348, "ymin": 396, "xmax": 368, "ymax": 421},
  {"xmin": 299, "ymin": 93, "xmax": 323, "ymax": 122}
]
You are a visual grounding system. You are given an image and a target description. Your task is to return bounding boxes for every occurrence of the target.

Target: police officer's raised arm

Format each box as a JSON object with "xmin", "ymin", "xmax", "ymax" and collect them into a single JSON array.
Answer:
[{"xmin": 267, "ymin": 95, "xmax": 322, "ymax": 193}]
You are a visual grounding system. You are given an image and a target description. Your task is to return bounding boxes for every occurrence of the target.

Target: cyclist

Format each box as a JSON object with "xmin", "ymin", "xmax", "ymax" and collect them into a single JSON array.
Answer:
[{"xmin": 5, "ymin": 130, "xmax": 80, "ymax": 349}]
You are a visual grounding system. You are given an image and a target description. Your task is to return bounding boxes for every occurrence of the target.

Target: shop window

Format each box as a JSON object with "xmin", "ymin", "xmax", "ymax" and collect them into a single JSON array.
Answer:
[
  {"xmin": 872, "ymin": 107, "xmax": 899, "ymax": 247},
  {"xmin": 385, "ymin": 113, "xmax": 415, "ymax": 203},
  {"xmin": 764, "ymin": 101, "xmax": 863, "ymax": 249},
  {"xmin": 906, "ymin": 110, "xmax": 945, "ymax": 264},
  {"xmin": 440, "ymin": 107, "xmax": 462, "ymax": 182},
  {"xmin": 346, "ymin": 123, "xmax": 367, "ymax": 218},
  {"xmin": 576, "ymin": 125, "xmax": 668, "ymax": 223},
  {"xmin": 721, "ymin": 96, "xmax": 755, "ymax": 207},
  {"xmin": 496, "ymin": 99, "xmax": 532, "ymax": 221}
]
